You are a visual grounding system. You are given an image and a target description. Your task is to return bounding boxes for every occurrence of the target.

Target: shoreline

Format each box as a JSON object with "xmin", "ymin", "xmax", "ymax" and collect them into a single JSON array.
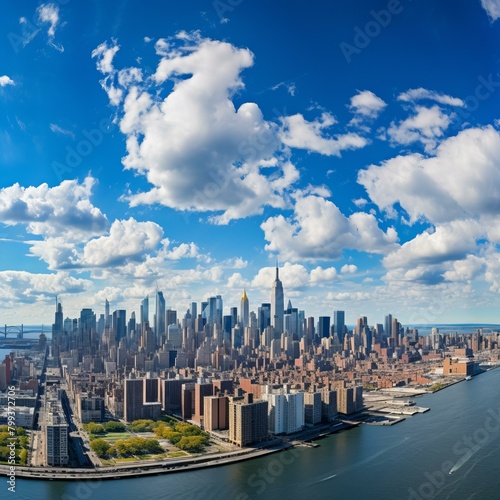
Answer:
[
  {"xmin": 4, "ymin": 365, "xmax": 499, "ymax": 482},
  {"xmin": 1, "ymin": 422, "xmax": 355, "ymax": 482},
  {"xmin": 2, "ymin": 446, "xmax": 288, "ymax": 481}
]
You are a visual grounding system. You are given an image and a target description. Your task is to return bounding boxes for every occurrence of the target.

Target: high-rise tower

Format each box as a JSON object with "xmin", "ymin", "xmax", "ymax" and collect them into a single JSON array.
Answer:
[
  {"xmin": 155, "ymin": 290, "xmax": 166, "ymax": 343},
  {"xmin": 105, "ymin": 299, "xmax": 110, "ymax": 329},
  {"xmin": 271, "ymin": 263, "xmax": 284, "ymax": 335},
  {"xmin": 333, "ymin": 310, "xmax": 345, "ymax": 345},
  {"xmin": 384, "ymin": 314, "xmax": 392, "ymax": 344},
  {"xmin": 140, "ymin": 296, "xmax": 149, "ymax": 326},
  {"xmin": 52, "ymin": 298, "xmax": 64, "ymax": 358},
  {"xmin": 241, "ymin": 289, "xmax": 249, "ymax": 328}
]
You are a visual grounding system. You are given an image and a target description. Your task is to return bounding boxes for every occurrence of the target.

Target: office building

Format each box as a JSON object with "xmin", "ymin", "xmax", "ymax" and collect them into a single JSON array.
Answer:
[
  {"xmin": 241, "ymin": 289, "xmax": 249, "ymax": 328},
  {"xmin": 155, "ymin": 290, "xmax": 166, "ymax": 343},
  {"xmin": 271, "ymin": 264, "xmax": 284, "ymax": 335},
  {"xmin": 318, "ymin": 316, "xmax": 331, "ymax": 339},
  {"xmin": 140, "ymin": 296, "xmax": 149, "ymax": 327},
  {"xmin": 333, "ymin": 310, "xmax": 345, "ymax": 345}
]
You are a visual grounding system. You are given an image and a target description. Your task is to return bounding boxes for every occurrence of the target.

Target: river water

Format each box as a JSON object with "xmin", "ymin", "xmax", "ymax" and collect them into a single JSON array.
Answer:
[{"xmin": 10, "ymin": 366, "xmax": 500, "ymax": 500}]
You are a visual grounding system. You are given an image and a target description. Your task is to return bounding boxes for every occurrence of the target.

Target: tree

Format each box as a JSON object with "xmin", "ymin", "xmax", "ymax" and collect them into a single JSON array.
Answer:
[
  {"xmin": 85, "ymin": 422, "xmax": 105, "ymax": 434},
  {"xmin": 128, "ymin": 419, "xmax": 156, "ymax": 432},
  {"xmin": 114, "ymin": 439, "xmax": 135, "ymax": 457},
  {"xmin": 177, "ymin": 435, "xmax": 207, "ymax": 453},
  {"xmin": 103, "ymin": 421, "xmax": 126, "ymax": 433},
  {"xmin": 144, "ymin": 438, "xmax": 163, "ymax": 454},
  {"xmin": 90, "ymin": 439, "xmax": 111, "ymax": 458},
  {"xmin": 0, "ymin": 446, "xmax": 9, "ymax": 462},
  {"xmin": 162, "ymin": 429, "xmax": 182, "ymax": 445},
  {"xmin": 0, "ymin": 432, "xmax": 10, "ymax": 447}
]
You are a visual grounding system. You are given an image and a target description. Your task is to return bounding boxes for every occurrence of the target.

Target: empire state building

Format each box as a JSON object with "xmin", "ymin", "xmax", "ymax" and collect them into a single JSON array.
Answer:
[{"xmin": 271, "ymin": 264, "xmax": 284, "ymax": 335}]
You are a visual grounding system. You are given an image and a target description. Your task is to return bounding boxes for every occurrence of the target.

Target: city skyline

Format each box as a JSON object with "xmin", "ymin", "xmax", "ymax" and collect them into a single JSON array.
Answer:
[{"xmin": 1, "ymin": 0, "xmax": 500, "ymax": 326}]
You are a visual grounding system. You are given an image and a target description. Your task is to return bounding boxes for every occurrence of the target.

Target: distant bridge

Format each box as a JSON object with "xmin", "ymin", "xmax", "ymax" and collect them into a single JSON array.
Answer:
[{"xmin": 2, "ymin": 325, "xmax": 49, "ymax": 339}]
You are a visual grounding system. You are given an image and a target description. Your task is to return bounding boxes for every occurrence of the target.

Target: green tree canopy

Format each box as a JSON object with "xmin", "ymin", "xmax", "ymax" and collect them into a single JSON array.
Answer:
[{"xmin": 90, "ymin": 438, "xmax": 111, "ymax": 458}]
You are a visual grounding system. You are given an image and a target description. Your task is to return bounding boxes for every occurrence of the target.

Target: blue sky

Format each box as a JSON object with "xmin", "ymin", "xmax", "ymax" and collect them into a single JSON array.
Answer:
[{"xmin": 1, "ymin": 0, "xmax": 500, "ymax": 326}]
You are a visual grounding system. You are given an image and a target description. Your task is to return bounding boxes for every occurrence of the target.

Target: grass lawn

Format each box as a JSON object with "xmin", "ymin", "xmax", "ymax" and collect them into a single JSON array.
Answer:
[
  {"xmin": 97, "ymin": 431, "xmax": 134, "ymax": 443},
  {"xmin": 167, "ymin": 451, "xmax": 189, "ymax": 458},
  {"xmin": 135, "ymin": 453, "xmax": 167, "ymax": 461}
]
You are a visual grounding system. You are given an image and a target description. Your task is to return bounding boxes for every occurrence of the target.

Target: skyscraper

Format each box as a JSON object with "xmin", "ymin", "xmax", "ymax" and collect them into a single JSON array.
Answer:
[
  {"xmin": 241, "ymin": 289, "xmax": 249, "ymax": 328},
  {"xmin": 258, "ymin": 303, "xmax": 271, "ymax": 334},
  {"xmin": 112, "ymin": 309, "xmax": 126, "ymax": 343},
  {"xmin": 306, "ymin": 317, "xmax": 315, "ymax": 345},
  {"xmin": 54, "ymin": 299, "xmax": 63, "ymax": 332},
  {"xmin": 271, "ymin": 264, "xmax": 284, "ymax": 335},
  {"xmin": 392, "ymin": 317, "xmax": 400, "ymax": 347},
  {"xmin": 141, "ymin": 296, "xmax": 149, "ymax": 326},
  {"xmin": 128, "ymin": 311, "xmax": 136, "ymax": 336},
  {"xmin": 166, "ymin": 309, "xmax": 177, "ymax": 328},
  {"xmin": 215, "ymin": 294, "xmax": 223, "ymax": 328},
  {"xmin": 230, "ymin": 307, "xmax": 238, "ymax": 329},
  {"xmin": 318, "ymin": 316, "xmax": 331, "ymax": 339},
  {"xmin": 105, "ymin": 299, "xmax": 110, "ymax": 329},
  {"xmin": 284, "ymin": 300, "xmax": 298, "ymax": 336},
  {"xmin": 52, "ymin": 299, "xmax": 64, "ymax": 357},
  {"xmin": 384, "ymin": 314, "xmax": 392, "ymax": 343},
  {"xmin": 333, "ymin": 310, "xmax": 345, "ymax": 345},
  {"xmin": 155, "ymin": 290, "xmax": 166, "ymax": 343}
]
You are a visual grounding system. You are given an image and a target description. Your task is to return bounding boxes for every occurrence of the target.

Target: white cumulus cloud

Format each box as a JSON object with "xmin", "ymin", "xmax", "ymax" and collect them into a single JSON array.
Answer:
[
  {"xmin": 0, "ymin": 271, "xmax": 91, "ymax": 303},
  {"xmin": 280, "ymin": 112, "xmax": 368, "ymax": 156},
  {"xmin": 0, "ymin": 76, "xmax": 15, "ymax": 87},
  {"xmin": 387, "ymin": 105, "xmax": 452, "ymax": 152},
  {"xmin": 0, "ymin": 177, "xmax": 108, "ymax": 238},
  {"xmin": 349, "ymin": 90, "xmax": 387, "ymax": 118},
  {"xmin": 481, "ymin": 0, "xmax": 500, "ymax": 21},
  {"xmin": 81, "ymin": 218, "xmax": 163, "ymax": 268},
  {"xmin": 397, "ymin": 88, "xmax": 464, "ymax": 107},
  {"xmin": 359, "ymin": 125, "xmax": 500, "ymax": 225},
  {"xmin": 93, "ymin": 32, "xmax": 300, "ymax": 224},
  {"xmin": 261, "ymin": 195, "xmax": 398, "ymax": 261}
]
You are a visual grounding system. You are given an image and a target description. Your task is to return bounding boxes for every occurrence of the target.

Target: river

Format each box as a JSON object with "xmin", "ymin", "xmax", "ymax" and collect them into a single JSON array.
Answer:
[{"xmin": 9, "ymin": 366, "xmax": 500, "ymax": 499}]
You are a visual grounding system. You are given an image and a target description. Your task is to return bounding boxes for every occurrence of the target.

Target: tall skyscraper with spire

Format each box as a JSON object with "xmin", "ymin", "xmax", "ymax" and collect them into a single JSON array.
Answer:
[
  {"xmin": 54, "ymin": 297, "xmax": 63, "ymax": 332},
  {"xmin": 52, "ymin": 297, "xmax": 64, "ymax": 357},
  {"xmin": 241, "ymin": 289, "xmax": 249, "ymax": 328},
  {"xmin": 271, "ymin": 263, "xmax": 284, "ymax": 335}
]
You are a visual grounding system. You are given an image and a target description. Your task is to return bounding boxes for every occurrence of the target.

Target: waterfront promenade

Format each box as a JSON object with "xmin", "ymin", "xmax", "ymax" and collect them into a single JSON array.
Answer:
[
  {"xmin": 1, "ymin": 421, "xmax": 354, "ymax": 482},
  {"xmin": 1, "ymin": 443, "xmax": 290, "ymax": 481}
]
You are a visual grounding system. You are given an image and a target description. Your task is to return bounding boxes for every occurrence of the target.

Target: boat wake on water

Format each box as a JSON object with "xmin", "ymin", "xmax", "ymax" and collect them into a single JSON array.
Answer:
[
  {"xmin": 311, "ymin": 437, "xmax": 409, "ymax": 485},
  {"xmin": 448, "ymin": 435, "xmax": 499, "ymax": 474}
]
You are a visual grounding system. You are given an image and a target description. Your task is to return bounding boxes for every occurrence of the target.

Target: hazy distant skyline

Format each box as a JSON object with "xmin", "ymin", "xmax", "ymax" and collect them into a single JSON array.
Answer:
[{"xmin": 1, "ymin": 0, "xmax": 500, "ymax": 325}]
